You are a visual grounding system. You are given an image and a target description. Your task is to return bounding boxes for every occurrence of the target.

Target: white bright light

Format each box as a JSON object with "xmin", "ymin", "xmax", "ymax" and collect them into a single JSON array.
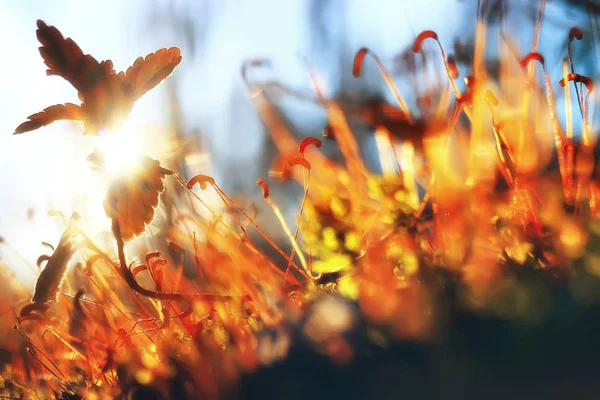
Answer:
[
  {"xmin": 96, "ymin": 128, "xmax": 144, "ymax": 177},
  {"xmin": 69, "ymin": 115, "xmax": 148, "ymax": 241}
]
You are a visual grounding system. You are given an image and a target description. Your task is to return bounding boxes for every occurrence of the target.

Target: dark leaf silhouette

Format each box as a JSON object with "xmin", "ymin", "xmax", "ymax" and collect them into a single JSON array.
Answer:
[
  {"xmin": 87, "ymin": 149, "xmax": 173, "ymax": 241},
  {"xmin": 118, "ymin": 47, "xmax": 182, "ymax": 101},
  {"xmin": 14, "ymin": 20, "xmax": 182, "ymax": 135},
  {"xmin": 14, "ymin": 103, "xmax": 83, "ymax": 134}
]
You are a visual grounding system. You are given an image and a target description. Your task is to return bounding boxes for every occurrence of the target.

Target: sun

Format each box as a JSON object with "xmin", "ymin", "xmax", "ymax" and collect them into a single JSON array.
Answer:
[
  {"xmin": 70, "ymin": 105, "xmax": 160, "ymax": 242},
  {"xmin": 95, "ymin": 122, "xmax": 145, "ymax": 178}
]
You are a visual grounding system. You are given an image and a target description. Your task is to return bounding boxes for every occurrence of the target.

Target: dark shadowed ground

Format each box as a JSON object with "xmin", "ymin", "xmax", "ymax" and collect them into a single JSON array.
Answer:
[{"xmin": 238, "ymin": 279, "xmax": 600, "ymax": 400}]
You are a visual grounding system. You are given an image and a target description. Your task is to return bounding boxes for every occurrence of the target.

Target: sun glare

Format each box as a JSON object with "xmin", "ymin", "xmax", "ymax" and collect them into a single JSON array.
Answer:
[
  {"xmin": 96, "ymin": 128, "xmax": 145, "ymax": 177},
  {"xmin": 71, "ymin": 112, "xmax": 155, "ymax": 246}
]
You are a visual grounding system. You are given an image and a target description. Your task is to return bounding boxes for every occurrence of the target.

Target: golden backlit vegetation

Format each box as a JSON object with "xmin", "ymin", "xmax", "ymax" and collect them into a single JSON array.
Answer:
[{"xmin": 1, "ymin": 3, "xmax": 600, "ymax": 398}]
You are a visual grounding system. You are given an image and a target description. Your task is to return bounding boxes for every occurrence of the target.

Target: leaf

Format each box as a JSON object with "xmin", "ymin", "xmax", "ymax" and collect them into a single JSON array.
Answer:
[
  {"xmin": 14, "ymin": 103, "xmax": 84, "ymax": 134},
  {"xmin": 17, "ymin": 21, "xmax": 183, "ymax": 135},
  {"xmin": 121, "ymin": 47, "xmax": 182, "ymax": 100},
  {"xmin": 101, "ymin": 153, "xmax": 173, "ymax": 241},
  {"xmin": 36, "ymin": 20, "xmax": 109, "ymax": 95}
]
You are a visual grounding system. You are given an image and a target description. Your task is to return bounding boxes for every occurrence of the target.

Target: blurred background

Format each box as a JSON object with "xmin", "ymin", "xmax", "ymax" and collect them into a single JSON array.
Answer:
[{"xmin": 0, "ymin": 0, "xmax": 597, "ymax": 286}]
